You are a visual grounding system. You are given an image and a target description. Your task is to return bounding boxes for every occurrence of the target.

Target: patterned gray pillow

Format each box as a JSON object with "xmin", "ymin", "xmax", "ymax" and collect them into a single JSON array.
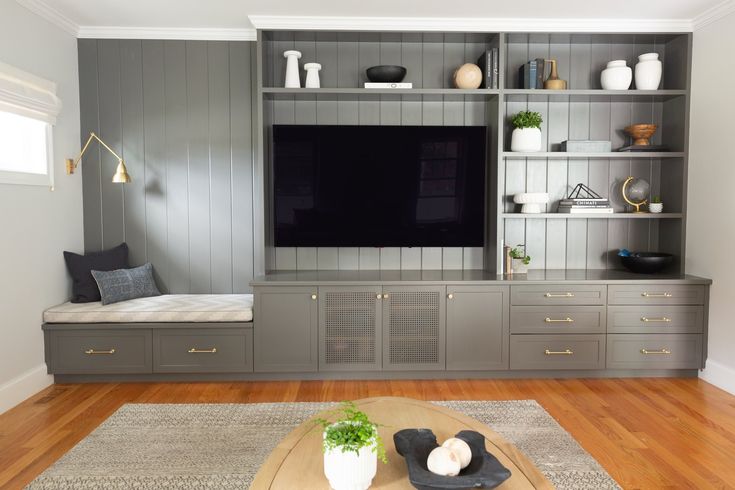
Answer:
[{"xmin": 91, "ymin": 263, "xmax": 161, "ymax": 305}]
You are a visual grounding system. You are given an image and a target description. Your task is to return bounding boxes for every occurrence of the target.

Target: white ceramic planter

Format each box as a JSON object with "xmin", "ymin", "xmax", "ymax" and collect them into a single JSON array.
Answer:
[
  {"xmin": 323, "ymin": 424, "xmax": 377, "ymax": 490},
  {"xmin": 304, "ymin": 62, "xmax": 322, "ymax": 88},
  {"xmin": 649, "ymin": 202, "xmax": 663, "ymax": 213},
  {"xmin": 601, "ymin": 60, "xmax": 632, "ymax": 90},
  {"xmin": 513, "ymin": 193, "xmax": 549, "ymax": 213},
  {"xmin": 510, "ymin": 127, "xmax": 542, "ymax": 152},
  {"xmin": 635, "ymin": 53, "xmax": 662, "ymax": 90},
  {"xmin": 283, "ymin": 50, "xmax": 302, "ymax": 88},
  {"xmin": 511, "ymin": 258, "xmax": 529, "ymax": 274}
]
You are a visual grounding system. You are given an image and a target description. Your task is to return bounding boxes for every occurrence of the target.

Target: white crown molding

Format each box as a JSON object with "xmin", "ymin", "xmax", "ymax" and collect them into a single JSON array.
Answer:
[
  {"xmin": 248, "ymin": 15, "xmax": 693, "ymax": 33},
  {"xmin": 692, "ymin": 0, "xmax": 735, "ymax": 30},
  {"xmin": 15, "ymin": 0, "xmax": 79, "ymax": 36},
  {"xmin": 76, "ymin": 26, "xmax": 256, "ymax": 41}
]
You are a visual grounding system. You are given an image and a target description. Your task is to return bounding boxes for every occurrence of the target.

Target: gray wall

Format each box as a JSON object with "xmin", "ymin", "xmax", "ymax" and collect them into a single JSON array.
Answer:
[{"xmin": 79, "ymin": 39, "xmax": 256, "ymax": 293}]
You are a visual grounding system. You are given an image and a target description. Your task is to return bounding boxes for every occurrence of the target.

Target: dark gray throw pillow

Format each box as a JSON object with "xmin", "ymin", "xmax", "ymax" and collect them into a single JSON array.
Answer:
[
  {"xmin": 91, "ymin": 263, "xmax": 161, "ymax": 305},
  {"xmin": 64, "ymin": 243, "xmax": 129, "ymax": 303}
]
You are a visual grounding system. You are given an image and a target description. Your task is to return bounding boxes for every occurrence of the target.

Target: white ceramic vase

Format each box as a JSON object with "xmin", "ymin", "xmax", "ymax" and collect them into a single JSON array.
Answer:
[
  {"xmin": 601, "ymin": 60, "xmax": 632, "ymax": 90},
  {"xmin": 323, "ymin": 425, "xmax": 377, "ymax": 490},
  {"xmin": 284, "ymin": 50, "xmax": 302, "ymax": 88},
  {"xmin": 635, "ymin": 53, "xmax": 662, "ymax": 90},
  {"xmin": 510, "ymin": 127, "xmax": 542, "ymax": 152},
  {"xmin": 304, "ymin": 63, "xmax": 322, "ymax": 88},
  {"xmin": 649, "ymin": 202, "xmax": 663, "ymax": 213}
]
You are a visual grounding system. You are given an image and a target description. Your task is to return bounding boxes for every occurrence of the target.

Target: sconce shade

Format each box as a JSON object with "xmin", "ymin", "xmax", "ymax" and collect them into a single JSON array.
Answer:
[{"xmin": 112, "ymin": 160, "xmax": 131, "ymax": 183}]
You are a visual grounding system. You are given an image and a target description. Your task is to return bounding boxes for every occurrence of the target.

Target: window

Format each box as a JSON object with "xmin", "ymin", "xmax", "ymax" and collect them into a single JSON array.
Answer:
[{"xmin": 0, "ymin": 61, "xmax": 61, "ymax": 186}]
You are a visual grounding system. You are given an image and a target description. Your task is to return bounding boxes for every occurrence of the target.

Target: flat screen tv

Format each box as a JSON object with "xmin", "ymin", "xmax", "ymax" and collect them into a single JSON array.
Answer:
[{"xmin": 273, "ymin": 125, "xmax": 486, "ymax": 247}]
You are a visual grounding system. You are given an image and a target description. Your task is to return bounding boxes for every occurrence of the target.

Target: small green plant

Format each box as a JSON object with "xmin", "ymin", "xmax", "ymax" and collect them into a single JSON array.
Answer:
[
  {"xmin": 651, "ymin": 196, "xmax": 662, "ymax": 204},
  {"xmin": 314, "ymin": 401, "xmax": 387, "ymax": 463},
  {"xmin": 511, "ymin": 111, "xmax": 543, "ymax": 129},
  {"xmin": 510, "ymin": 244, "xmax": 531, "ymax": 265}
]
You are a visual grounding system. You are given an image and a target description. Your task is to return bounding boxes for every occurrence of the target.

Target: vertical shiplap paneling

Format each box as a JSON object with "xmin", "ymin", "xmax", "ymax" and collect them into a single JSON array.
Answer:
[
  {"xmin": 443, "ymin": 34, "xmax": 465, "ymax": 125},
  {"xmin": 231, "ymin": 42, "xmax": 255, "ymax": 292},
  {"xmin": 379, "ymin": 33, "xmax": 402, "ymax": 125},
  {"xmin": 359, "ymin": 248, "xmax": 380, "ymax": 270},
  {"xmin": 442, "ymin": 248, "xmax": 463, "ymax": 270},
  {"xmin": 163, "ymin": 41, "xmax": 190, "ymax": 292},
  {"xmin": 338, "ymin": 247, "xmax": 359, "ymax": 270},
  {"xmin": 275, "ymin": 247, "xmax": 297, "ymax": 270},
  {"xmin": 208, "ymin": 42, "xmax": 234, "ymax": 293},
  {"xmin": 316, "ymin": 32, "xmax": 338, "ymax": 124},
  {"xmin": 119, "ymin": 40, "xmax": 147, "ymax": 267},
  {"xmin": 317, "ymin": 248, "xmax": 339, "ymax": 270},
  {"xmin": 401, "ymin": 33, "xmax": 423, "ymax": 125},
  {"xmin": 297, "ymin": 247, "xmax": 318, "ymax": 270},
  {"xmin": 337, "ymin": 33, "xmax": 359, "ymax": 125},
  {"xmin": 401, "ymin": 248, "xmax": 421, "ymax": 269},
  {"xmin": 358, "ymin": 33, "xmax": 380, "ymax": 125},
  {"xmin": 380, "ymin": 247, "xmax": 401, "ymax": 270},
  {"xmin": 141, "ymin": 40, "xmax": 168, "ymax": 291},
  {"xmin": 294, "ymin": 33, "xmax": 317, "ymax": 125},
  {"xmin": 97, "ymin": 40, "xmax": 125, "ymax": 249},
  {"xmin": 185, "ymin": 41, "xmax": 212, "ymax": 292},
  {"xmin": 78, "ymin": 39, "xmax": 103, "ymax": 253},
  {"xmin": 421, "ymin": 33, "xmax": 443, "ymax": 124}
]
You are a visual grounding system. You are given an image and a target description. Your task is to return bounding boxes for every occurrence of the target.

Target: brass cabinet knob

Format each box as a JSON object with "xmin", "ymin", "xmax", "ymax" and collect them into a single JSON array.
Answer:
[
  {"xmin": 376, "ymin": 294, "xmax": 382, "ymax": 299},
  {"xmin": 311, "ymin": 294, "xmax": 317, "ymax": 300},
  {"xmin": 447, "ymin": 293, "xmax": 454, "ymax": 299},
  {"xmin": 383, "ymin": 293, "xmax": 389, "ymax": 299}
]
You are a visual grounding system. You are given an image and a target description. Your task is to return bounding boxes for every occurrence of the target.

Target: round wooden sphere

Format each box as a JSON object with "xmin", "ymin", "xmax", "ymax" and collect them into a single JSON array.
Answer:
[{"xmin": 453, "ymin": 63, "xmax": 483, "ymax": 89}]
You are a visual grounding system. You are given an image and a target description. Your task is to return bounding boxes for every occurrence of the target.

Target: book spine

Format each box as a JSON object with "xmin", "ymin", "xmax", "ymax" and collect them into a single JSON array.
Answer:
[
  {"xmin": 491, "ymin": 48, "xmax": 499, "ymax": 89},
  {"xmin": 535, "ymin": 58, "xmax": 545, "ymax": 89},
  {"xmin": 476, "ymin": 51, "xmax": 489, "ymax": 88},
  {"xmin": 528, "ymin": 62, "xmax": 537, "ymax": 89}
]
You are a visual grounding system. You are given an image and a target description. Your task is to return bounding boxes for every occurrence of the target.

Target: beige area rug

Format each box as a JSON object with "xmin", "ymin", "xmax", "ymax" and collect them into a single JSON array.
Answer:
[{"xmin": 27, "ymin": 400, "xmax": 620, "ymax": 489}]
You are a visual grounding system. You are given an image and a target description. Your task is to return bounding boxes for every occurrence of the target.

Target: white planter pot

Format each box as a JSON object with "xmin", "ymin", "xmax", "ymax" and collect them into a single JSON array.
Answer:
[
  {"xmin": 511, "ymin": 258, "xmax": 529, "ymax": 274},
  {"xmin": 635, "ymin": 53, "xmax": 662, "ymax": 90},
  {"xmin": 283, "ymin": 50, "xmax": 302, "ymax": 88},
  {"xmin": 649, "ymin": 202, "xmax": 663, "ymax": 213},
  {"xmin": 324, "ymin": 425, "xmax": 377, "ymax": 490},
  {"xmin": 304, "ymin": 62, "xmax": 322, "ymax": 88},
  {"xmin": 510, "ymin": 127, "xmax": 542, "ymax": 152},
  {"xmin": 600, "ymin": 60, "xmax": 632, "ymax": 90},
  {"xmin": 513, "ymin": 192, "xmax": 549, "ymax": 213}
]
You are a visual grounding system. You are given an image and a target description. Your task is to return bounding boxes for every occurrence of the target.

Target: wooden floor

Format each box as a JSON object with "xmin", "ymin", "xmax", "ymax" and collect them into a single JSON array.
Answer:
[{"xmin": 1, "ymin": 379, "xmax": 734, "ymax": 489}]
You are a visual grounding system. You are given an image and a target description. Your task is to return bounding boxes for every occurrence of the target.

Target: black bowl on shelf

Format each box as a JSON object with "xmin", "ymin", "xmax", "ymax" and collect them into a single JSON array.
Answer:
[
  {"xmin": 620, "ymin": 252, "xmax": 674, "ymax": 274},
  {"xmin": 366, "ymin": 65, "xmax": 407, "ymax": 83},
  {"xmin": 394, "ymin": 428, "xmax": 512, "ymax": 490}
]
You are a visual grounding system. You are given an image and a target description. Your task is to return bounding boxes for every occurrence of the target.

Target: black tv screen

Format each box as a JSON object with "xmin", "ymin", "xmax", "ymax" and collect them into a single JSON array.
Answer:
[{"xmin": 273, "ymin": 125, "xmax": 486, "ymax": 247}]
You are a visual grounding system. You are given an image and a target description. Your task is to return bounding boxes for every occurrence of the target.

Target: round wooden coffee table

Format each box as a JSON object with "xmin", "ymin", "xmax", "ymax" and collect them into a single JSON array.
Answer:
[{"xmin": 251, "ymin": 396, "xmax": 552, "ymax": 489}]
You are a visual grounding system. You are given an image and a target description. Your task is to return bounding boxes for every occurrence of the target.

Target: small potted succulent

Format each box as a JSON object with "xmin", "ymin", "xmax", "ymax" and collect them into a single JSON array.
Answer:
[
  {"xmin": 649, "ymin": 196, "xmax": 663, "ymax": 213},
  {"xmin": 510, "ymin": 244, "xmax": 531, "ymax": 274},
  {"xmin": 316, "ymin": 401, "xmax": 387, "ymax": 490},
  {"xmin": 510, "ymin": 111, "xmax": 543, "ymax": 152}
]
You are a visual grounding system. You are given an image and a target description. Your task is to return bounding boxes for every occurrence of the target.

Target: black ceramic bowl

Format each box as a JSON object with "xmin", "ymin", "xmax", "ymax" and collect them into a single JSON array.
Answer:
[
  {"xmin": 366, "ymin": 65, "xmax": 407, "ymax": 83},
  {"xmin": 394, "ymin": 429, "xmax": 512, "ymax": 490},
  {"xmin": 620, "ymin": 252, "xmax": 674, "ymax": 274}
]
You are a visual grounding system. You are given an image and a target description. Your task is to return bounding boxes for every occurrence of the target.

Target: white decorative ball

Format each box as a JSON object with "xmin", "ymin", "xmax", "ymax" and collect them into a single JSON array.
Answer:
[
  {"xmin": 427, "ymin": 446, "xmax": 461, "ymax": 476},
  {"xmin": 442, "ymin": 438, "xmax": 472, "ymax": 469}
]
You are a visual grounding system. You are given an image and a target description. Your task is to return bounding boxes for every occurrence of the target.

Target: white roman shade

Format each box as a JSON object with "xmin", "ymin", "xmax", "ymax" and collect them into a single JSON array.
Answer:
[{"xmin": 0, "ymin": 61, "xmax": 62, "ymax": 124}]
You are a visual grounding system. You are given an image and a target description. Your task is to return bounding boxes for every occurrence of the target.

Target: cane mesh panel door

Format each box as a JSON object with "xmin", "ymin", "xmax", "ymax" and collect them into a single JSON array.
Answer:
[
  {"xmin": 319, "ymin": 287, "xmax": 382, "ymax": 371},
  {"xmin": 382, "ymin": 286, "xmax": 446, "ymax": 370}
]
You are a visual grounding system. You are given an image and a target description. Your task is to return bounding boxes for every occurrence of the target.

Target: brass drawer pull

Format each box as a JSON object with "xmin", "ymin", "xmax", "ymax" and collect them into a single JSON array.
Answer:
[
  {"xmin": 188, "ymin": 348, "xmax": 218, "ymax": 354},
  {"xmin": 640, "ymin": 348, "xmax": 671, "ymax": 355},
  {"xmin": 641, "ymin": 317, "xmax": 671, "ymax": 323},
  {"xmin": 383, "ymin": 293, "xmax": 389, "ymax": 299},
  {"xmin": 641, "ymin": 292, "xmax": 673, "ymax": 298},
  {"xmin": 544, "ymin": 349, "xmax": 574, "ymax": 356},
  {"xmin": 545, "ymin": 292, "xmax": 575, "ymax": 298},
  {"xmin": 447, "ymin": 293, "xmax": 454, "ymax": 299},
  {"xmin": 545, "ymin": 317, "xmax": 574, "ymax": 323},
  {"xmin": 84, "ymin": 348, "xmax": 115, "ymax": 355},
  {"xmin": 376, "ymin": 294, "xmax": 382, "ymax": 299}
]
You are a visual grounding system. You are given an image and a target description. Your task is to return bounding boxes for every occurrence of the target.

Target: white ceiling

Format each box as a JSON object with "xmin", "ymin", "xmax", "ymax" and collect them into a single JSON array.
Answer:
[{"xmin": 14, "ymin": 0, "xmax": 735, "ymax": 37}]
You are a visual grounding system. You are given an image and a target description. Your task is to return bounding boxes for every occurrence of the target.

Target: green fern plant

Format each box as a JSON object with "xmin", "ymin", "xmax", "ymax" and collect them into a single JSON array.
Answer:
[
  {"xmin": 314, "ymin": 401, "xmax": 387, "ymax": 463},
  {"xmin": 510, "ymin": 244, "xmax": 531, "ymax": 265},
  {"xmin": 511, "ymin": 111, "xmax": 543, "ymax": 129}
]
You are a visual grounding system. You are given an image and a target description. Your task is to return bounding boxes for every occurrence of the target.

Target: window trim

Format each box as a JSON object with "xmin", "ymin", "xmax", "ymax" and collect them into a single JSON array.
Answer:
[{"xmin": 0, "ymin": 123, "xmax": 54, "ymax": 187}]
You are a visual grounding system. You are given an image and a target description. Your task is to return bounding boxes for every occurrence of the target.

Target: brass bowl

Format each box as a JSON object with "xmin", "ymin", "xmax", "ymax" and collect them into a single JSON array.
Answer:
[{"xmin": 624, "ymin": 124, "xmax": 658, "ymax": 146}]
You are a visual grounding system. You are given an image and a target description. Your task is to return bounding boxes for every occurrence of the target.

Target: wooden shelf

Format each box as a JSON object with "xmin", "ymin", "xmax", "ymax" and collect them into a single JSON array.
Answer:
[
  {"xmin": 501, "ymin": 213, "xmax": 683, "ymax": 219},
  {"xmin": 503, "ymin": 89, "xmax": 686, "ymax": 100},
  {"xmin": 502, "ymin": 152, "xmax": 685, "ymax": 159},
  {"xmin": 262, "ymin": 87, "xmax": 499, "ymax": 98}
]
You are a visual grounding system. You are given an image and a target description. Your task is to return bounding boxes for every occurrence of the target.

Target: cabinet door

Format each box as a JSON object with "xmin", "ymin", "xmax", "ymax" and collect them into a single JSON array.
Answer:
[
  {"xmin": 319, "ymin": 287, "xmax": 382, "ymax": 371},
  {"xmin": 447, "ymin": 286, "xmax": 509, "ymax": 371},
  {"xmin": 254, "ymin": 286, "xmax": 318, "ymax": 372},
  {"xmin": 382, "ymin": 286, "xmax": 446, "ymax": 371}
]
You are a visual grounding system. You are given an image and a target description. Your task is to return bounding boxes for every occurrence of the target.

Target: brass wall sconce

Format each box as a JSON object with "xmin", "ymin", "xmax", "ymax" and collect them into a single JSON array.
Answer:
[{"xmin": 66, "ymin": 132, "xmax": 131, "ymax": 183}]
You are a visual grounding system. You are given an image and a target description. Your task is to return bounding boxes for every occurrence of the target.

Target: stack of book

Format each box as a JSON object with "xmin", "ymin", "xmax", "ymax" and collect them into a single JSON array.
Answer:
[
  {"xmin": 557, "ymin": 197, "xmax": 614, "ymax": 214},
  {"xmin": 477, "ymin": 48, "xmax": 499, "ymax": 89},
  {"xmin": 519, "ymin": 59, "xmax": 546, "ymax": 89}
]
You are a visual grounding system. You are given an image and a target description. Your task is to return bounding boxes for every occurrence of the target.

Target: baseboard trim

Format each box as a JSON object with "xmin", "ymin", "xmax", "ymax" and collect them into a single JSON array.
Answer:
[
  {"xmin": 699, "ymin": 359, "xmax": 735, "ymax": 395},
  {"xmin": 0, "ymin": 364, "xmax": 53, "ymax": 415}
]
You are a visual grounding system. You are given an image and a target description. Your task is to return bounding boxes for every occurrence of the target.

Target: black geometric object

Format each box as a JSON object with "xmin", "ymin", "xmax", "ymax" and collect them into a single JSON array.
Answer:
[
  {"xmin": 393, "ymin": 428, "xmax": 512, "ymax": 490},
  {"xmin": 366, "ymin": 65, "xmax": 407, "ymax": 83},
  {"xmin": 565, "ymin": 183, "xmax": 604, "ymax": 200},
  {"xmin": 620, "ymin": 252, "xmax": 674, "ymax": 274},
  {"xmin": 617, "ymin": 144, "xmax": 668, "ymax": 152}
]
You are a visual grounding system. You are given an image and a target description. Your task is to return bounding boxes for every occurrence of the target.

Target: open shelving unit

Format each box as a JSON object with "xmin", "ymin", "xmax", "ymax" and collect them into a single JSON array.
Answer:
[{"xmin": 254, "ymin": 30, "xmax": 692, "ymax": 274}]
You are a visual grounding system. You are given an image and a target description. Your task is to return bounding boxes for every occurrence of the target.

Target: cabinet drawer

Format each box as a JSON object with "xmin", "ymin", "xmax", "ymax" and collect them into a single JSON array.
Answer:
[
  {"xmin": 510, "ymin": 334, "xmax": 605, "ymax": 370},
  {"xmin": 607, "ymin": 306, "xmax": 703, "ymax": 334},
  {"xmin": 608, "ymin": 285, "xmax": 705, "ymax": 305},
  {"xmin": 607, "ymin": 334, "xmax": 702, "ymax": 369},
  {"xmin": 511, "ymin": 306, "xmax": 605, "ymax": 334},
  {"xmin": 153, "ymin": 328, "xmax": 253, "ymax": 373},
  {"xmin": 47, "ymin": 329, "xmax": 152, "ymax": 374},
  {"xmin": 511, "ymin": 285, "xmax": 606, "ymax": 306}
]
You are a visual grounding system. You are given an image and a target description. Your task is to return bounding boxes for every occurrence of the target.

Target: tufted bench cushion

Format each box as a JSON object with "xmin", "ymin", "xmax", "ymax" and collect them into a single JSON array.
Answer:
[{"xmin": 43, "ymin": 294, "xmax": 253, "ymax": 323}]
